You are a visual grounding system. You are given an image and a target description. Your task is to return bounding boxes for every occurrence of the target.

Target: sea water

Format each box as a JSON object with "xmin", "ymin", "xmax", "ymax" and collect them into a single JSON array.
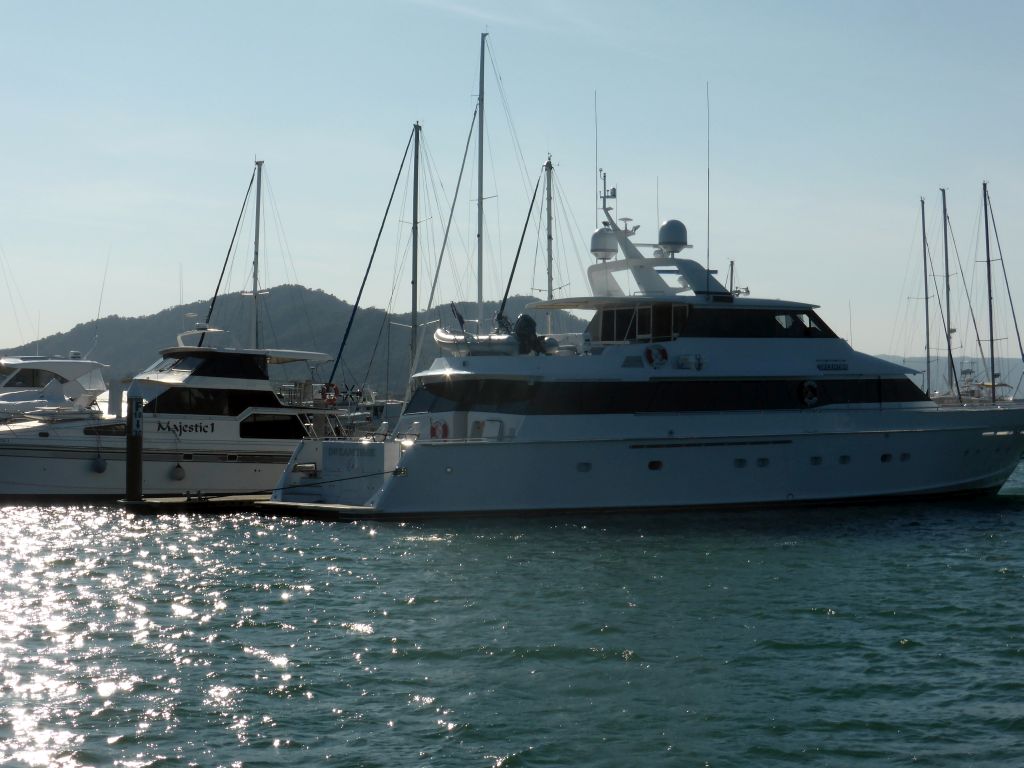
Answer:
[{"xmin": 3, "ymin": 466, "xmax": 1024, "ymax": 767}]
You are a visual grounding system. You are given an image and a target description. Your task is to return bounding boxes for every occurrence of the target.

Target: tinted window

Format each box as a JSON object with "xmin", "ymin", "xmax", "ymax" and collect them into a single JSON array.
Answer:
[
  {"xmin": 5, "ymin": 369, "xmax": 63, "ymax": 387},
  {"xmin": 83, "ymin": 423, "xmax": 127, "ymax": 436},
  {"xmin": 239, "ymin": 414, "xmax": 306, "ymax": 439},
  {"xmin": 143, "ymin": 387, "xmax": 282, "ymax": 415},
  {"xmin": 597, "ymin": 306, "xmax": 837, "ymax": 341},
  {"xmin": 194, "ymin": 354, "xmax": 269, "ymax": 380},
  {"xmin": 404, "ymin": 376, "xmax": 926, "ymax": 415}
]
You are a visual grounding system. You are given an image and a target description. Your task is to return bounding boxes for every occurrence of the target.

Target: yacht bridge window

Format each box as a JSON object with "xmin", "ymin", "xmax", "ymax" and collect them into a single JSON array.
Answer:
[
  {"xmin": 143, "ymin": 387, "xmax": 282, "ymax": 416},
  {"xmin": 589, "ymin": 305, "xmax": 837, "ymax": 343},
  {"xmin": 0, "ymin": 367, "xmax": 65, "ymax": 387},
  {"xmin": 142, "ymin": 353, "xmax": 269, "ymax": 380}
]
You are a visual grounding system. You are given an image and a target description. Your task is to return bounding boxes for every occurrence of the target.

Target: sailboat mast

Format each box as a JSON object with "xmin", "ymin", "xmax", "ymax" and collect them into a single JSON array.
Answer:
[
  {"xmin": 411, "ymin": 123, "xmax": 421, "ymax": 383},
  {"xmin": 476, "ymin": 32, "xmax": 487, "ymax": 331},
  {"xmin": 984, "ymin": 181, "xmax": 996, "ymax": 404},
  {"xmin": 545, "ymin": 155, "xmax": 553, "ymax": 335},
  {"xmin": 941, "ymin": 187, "xmax": 953, "ymax": 392},
  {"xmin": 253, "ymin": 159, "xmax": 264, "ymax": 349},
  {"xmin": 920, "ymin": 197, "xmax": 931, "ymax": 395}
]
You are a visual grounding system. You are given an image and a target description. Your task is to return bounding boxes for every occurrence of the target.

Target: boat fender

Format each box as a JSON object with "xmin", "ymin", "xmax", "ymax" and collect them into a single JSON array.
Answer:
[
  {"xmin": 170, "ymin": 463, "xmax": 186, "ymax": 481},
  {"xmin": 91, "ymin": 456, "xmax": 107, "ymax": 474},
  {"xmin": 644, "ymin": 345, "xmax": 668, "ymax": 369},
  {"xmin": 429, "ymin": 419, "xmax": 449, "ymax": 440},
  {"xmin": 802, "ymin": 381, "xmax": 820, "ymax": 407},
  {"xmin": 321, "ymin": 383, "xmax": 340, "ymax": 405}
]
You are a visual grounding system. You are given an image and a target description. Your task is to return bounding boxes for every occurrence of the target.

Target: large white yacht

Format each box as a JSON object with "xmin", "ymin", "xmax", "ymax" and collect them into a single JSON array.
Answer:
[
  {"xmin": 0, "ymin": 336, "xmax": 381, "ymax": 498},
  {"xmin": 270, "ymin": 204, "xmax": 1024, "ymax": 515}
]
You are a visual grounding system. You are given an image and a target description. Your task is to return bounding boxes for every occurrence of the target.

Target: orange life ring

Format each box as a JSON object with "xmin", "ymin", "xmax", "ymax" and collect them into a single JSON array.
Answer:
[
  {"xmin": 429, "ymin": 419, "xmax": 449, "ymax": 440},
  {"xmin": 321, "ymin": 382, "xmax": 340, "ymax": 405}
]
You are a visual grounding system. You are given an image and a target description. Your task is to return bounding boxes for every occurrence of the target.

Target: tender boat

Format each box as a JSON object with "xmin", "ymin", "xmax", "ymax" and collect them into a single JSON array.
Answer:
[{"xmin": 270, "ymin": 198, "xmax": 1024, "ymax": 515}]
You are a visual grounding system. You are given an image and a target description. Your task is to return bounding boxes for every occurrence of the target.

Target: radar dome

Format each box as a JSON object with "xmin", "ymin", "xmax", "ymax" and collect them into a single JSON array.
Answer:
[
  {"xmin": 658, "ymin": 219, "xmax": 688, "ymax": 254},
  {"xmin": 590, "ymin": 227, "xmax": 618, "ymax": 261}
]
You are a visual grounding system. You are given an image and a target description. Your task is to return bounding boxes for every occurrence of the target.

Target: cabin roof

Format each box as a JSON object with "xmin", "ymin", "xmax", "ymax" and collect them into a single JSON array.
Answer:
[{"xmin": 527, "ymin": 295, "xmax": 818, "ymax": 312}]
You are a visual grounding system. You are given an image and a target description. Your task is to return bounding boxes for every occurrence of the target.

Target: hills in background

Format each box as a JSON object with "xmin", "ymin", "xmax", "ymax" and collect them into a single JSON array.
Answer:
[{"xmin": 0, "ymin": 285, "xmax": 586, "ymax": 398}]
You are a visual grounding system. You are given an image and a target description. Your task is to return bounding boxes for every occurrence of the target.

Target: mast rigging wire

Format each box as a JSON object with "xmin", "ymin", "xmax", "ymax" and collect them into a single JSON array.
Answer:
[
  {"xmin": 984, "ymin": 194, "xmax": 1024, "ymax": 365},
  {"xmin": 326, "ymin": 127, "xmax": 414, "ymax": 386},
  {"xmin": 199, "ymin": 166, "xmax": 256, "ymax": 347},
  {"xmin": 496, "ymin": 168, "xmax": 543, "ymax": 331}
]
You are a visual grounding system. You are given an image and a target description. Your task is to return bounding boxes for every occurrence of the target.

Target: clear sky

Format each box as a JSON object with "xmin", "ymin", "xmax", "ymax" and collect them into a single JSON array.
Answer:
[{"xmin": 1, "ymin": 0, "xmax": 1022, "ymax": 357}]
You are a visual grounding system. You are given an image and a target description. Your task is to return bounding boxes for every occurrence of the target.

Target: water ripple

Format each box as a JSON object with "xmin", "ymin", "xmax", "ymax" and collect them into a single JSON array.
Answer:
[{"xmin": 2, "ymin": 470, "xmax": 1024, "ymax": 765}]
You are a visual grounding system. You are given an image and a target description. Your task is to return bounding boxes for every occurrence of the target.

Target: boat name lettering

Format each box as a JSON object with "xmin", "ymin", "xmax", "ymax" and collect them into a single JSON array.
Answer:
[
  {"xmin": 816, "ymin": 360, "xmax": 848, "ymax": 371},
  {"xmin": 156, "ymin": 421, "xmax": 216, "ymax": 436},
  {"xmin": 325, "ymin": 445, "xmax": 375, "ymax": 458}
]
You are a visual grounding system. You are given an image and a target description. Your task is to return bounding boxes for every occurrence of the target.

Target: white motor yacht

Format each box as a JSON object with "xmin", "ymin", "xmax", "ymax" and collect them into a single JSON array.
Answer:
[
  {"xmin": 0, "ymin": 340, "xmax": 377, "ymax": 498},
  {"xmin": 270, "ymin": 204, "xmax": 1024, "ymax": 516}
]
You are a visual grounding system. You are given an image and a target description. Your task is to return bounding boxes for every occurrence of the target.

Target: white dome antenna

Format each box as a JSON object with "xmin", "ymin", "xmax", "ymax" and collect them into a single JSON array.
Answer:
[
  {"xmin": 658, "ymin": 219, "xmax": 691, "ymax": 256},
  {"xmin": 590, "ymin": 227, "xmax": 617, "ymax": 261}
]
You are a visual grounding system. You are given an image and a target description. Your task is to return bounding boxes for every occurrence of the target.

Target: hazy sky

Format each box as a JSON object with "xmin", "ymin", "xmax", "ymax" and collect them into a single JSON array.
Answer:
[{"xmin": 1, "ymin": 0, "xmax": 1022, "ymax": 357}]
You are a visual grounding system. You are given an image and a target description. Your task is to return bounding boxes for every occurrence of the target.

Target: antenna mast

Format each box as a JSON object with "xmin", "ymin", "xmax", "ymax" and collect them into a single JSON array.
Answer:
[
  {"xmin": 983, "ymin": 181, "xmax": 996, "ymax": 403},
  {"xmin": 545, "ymin": 155, "xmax": 554, "ymax": 335},
  {"xmin": 410, "ymin": 123, "xmax": 421, "ymax": 385},
  {"xmin": 941, "ymin": 188, "xmax": 954, "ymax": 393},
  {"xmin": 705, "ymin": 82, "xmax": 711, "ymax": 297},
  {"xmin": 476, "ymin": 32, "xmax": 487, "ymax": 331},
  {"xmin": 252, "ymin": 159, "xmax": 264, "ymax": 348},
  {"xmin": 594, "ymin": 91, "xmax": 599, "ymax": 229},
  {"xmin": 920, "ymin": 197, "xmax": 931, "ymax": 395}
]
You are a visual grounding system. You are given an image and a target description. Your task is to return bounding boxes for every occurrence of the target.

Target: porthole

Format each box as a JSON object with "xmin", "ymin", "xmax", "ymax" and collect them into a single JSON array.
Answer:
[
  {"xmin": 900, "ymin": 453, "xmax": 910, "ymax": 462},
  {"xmin": 648, "ymin": 460, "xmax": 663, "ymax": 471},
  {"xmin": 734, "ymin": 458, "xmax": 747, "ymax": 468},
  {"xmin": 881, "ymin": 453, "xmax": 892, "ymax": 463},
  {"xmin": 577, "ymin": 462, "xmax": 592, "ymax": 473},
  {"xmin": 810, "ymin": 456, "xmax": 823, "ymax": 466},
  {"xmin": 757, "ymin": 458, "xmax": 769, "ymax": 468},
  {"xmin": 839, "ymin": 455, "xmax": 851, "ymax": 465}
]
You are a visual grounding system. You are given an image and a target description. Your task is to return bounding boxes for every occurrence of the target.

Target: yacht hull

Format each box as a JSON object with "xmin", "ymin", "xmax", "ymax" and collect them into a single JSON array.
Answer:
[
  {"xmin": 275, "ymin": 406, "xmax": 1024, "ymax": 515},
  {"xmin": 0, "ymin": 418, "xmax": 300, "ymax": 497}
]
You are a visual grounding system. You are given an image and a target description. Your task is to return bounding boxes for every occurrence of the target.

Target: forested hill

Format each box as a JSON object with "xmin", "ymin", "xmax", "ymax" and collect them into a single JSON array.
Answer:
[{"xmin": 0, "ymin": 285, "xmax": 587, "ymax": 398}]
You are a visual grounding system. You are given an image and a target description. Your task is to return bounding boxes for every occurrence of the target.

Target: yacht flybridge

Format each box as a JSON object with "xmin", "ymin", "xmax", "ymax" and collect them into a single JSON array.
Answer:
[{"xmin": 270, "ymin": 197, "xmax": 1024, "ymax": 516}]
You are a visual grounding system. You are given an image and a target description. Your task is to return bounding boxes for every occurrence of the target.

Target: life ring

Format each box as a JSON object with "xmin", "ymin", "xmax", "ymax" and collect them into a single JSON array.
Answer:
[
  {"xmin": 321, "ymin": 382, "xmax": 340, "ymax": 405},
  {"xmin": 644, "ymin": 344, "xmax": 669, "ymax": 369},
  {"xmin": 802, "ymin": 380, "xmax": 820, "ymax": 407},
  {"xmin": 429, "ymin": 419, "xmax": 449, "ymax": 440}
]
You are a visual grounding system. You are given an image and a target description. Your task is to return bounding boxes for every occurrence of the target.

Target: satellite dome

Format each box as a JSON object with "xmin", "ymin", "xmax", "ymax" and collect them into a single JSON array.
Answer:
[
  {"xmin": 590, "ymin": 227, "xmax": 617, "ymax": 261},
  {"xmin": 658, "ymin": 219, "xmax": 688, "ymax": 254}
]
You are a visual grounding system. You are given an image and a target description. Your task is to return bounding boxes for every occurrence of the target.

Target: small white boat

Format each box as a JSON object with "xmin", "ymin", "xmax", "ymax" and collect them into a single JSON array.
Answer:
[{"xmin": 0, "ymin": 352, "xmax": 107, "ymax": 420}]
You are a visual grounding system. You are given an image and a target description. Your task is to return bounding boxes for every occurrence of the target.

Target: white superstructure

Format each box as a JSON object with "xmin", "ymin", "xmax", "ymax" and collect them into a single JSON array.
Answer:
[{"xmin": 271, "ymin": 204, "xmax": 1024, "ymax": 516}]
